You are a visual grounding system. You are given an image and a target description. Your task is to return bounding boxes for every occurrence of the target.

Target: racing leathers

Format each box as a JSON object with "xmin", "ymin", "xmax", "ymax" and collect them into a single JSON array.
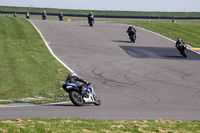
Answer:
[
  {"xmin": 66, "ymin": 73, "xmax": 88, "ymax": 95},
  {"xmin": 127, "ymin": 26, "xmax": 136, "ymax": 39}
]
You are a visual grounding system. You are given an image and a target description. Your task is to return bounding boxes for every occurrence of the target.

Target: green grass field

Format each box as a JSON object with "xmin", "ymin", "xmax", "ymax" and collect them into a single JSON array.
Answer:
[
  {"xmin": 0, "ymin": 17, "xmax": 69, "ymax": 104},
  {"xmin": 0, "ymin": 118, "xmax": 200, "ymax": 133}
]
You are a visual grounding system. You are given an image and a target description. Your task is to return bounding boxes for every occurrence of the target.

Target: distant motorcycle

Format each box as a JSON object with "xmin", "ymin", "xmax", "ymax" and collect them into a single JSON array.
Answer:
[
  {"xmin": 127, "ymin": 25, "xmax": 136, "ymax": 43},
  {"xmin": 26, "ymin": 13, "xmax": 30, "ymax": 19},
  {"xmin": 177, "ymin": 43, "xmax": 187, "ymax": 58},
  {"xmin": 129, "ymin": 32, "xmax": 136, "ymax": 43},
  {"xmin": 26, "ymin": 15, "xmax": 30, "ymax": 19},
  {"xmin": 59, "ymin": 15, "xmax": 64, "ymax": 21},
  {"xmin": 62, "ymin": 82, "xmax": 101, "ymax": 106},
  {"xmin": 42, "ymin": 14, "xmax": 47, "ymax": 20},
  {"xmin": 88, "ymin": 16, "xmax": 94, "ymax": 27}
]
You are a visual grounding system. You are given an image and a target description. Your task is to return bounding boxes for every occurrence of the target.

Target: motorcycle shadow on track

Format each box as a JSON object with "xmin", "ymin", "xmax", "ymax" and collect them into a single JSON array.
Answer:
[
  {"xmin": 120, "ymin": 46, "xmax": 200, "ymax": 61},
  {"xmin": 77, "ymin": 24, "xmax": 92, "ymax": 27},
  {"xmin": 42, "ymin": 102, "xmax": 95, "ymax": 107},
  {"xmin": 113, "ymin": 40, "xmax": 133, "ymax": 43},
  {"xmin": 163, "ymin": 55, "xmax": 187, "ymax": 58}
]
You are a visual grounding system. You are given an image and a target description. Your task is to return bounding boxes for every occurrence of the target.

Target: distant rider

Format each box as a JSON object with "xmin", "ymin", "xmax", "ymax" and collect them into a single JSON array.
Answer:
[
  {"xmin": 66, "ymin": 73, "xmax": 89, "ymax": 95},
  {"xmin": 26, "ymin": 12, "xmax": 30, "ymax": 19},
  {"xmin": 127, "ymin": 25, "xmax": 136, "ymax": 39},
  {"xmin": 14, "ymin": 13, "xmax": 17, "ymax": 17},
  {"xmin": 42, "ymin": 11, "xmax": 47, "ymax": 20},
  {"xmin": 42, "ymin": 11, "xmax": 46, "ymax": 16},
  {"xmin": 87, "ymin": 12, "xmax": 94, "ymax": 23},
  {"xmin": 175, "ymin": 38, "xmax": 187, "ymax": 51},
  {"xmin": 58, "ymin": 12, "xmax": 64, "ymax": 21}
]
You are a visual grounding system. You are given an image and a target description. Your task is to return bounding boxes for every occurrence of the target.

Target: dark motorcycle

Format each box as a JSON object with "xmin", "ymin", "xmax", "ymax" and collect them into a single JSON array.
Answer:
[
  {"xmin": 128, "ymin": 32, "xmax": 136, "ymax": 43},
  {"xmin": 62, "ymin": 82, "xmax": 101, "ymax": 106},
  {"xmin": 88, "ymin": 16, "xmax": 94, "ymax": 27},
  {"xmin": 130, "ymin": 33, "xmax": 136, "ymax": 43},
  {"xmin": 59, "ymin": 15, "xmax": 64, "ymax": 21},
  {"xmin": 177, "ymin": 43, "xmax": 187, "ymax": 58},
  {"xmin": 42, "ymin": 14, "xmax": 47, "ymax": 20}
]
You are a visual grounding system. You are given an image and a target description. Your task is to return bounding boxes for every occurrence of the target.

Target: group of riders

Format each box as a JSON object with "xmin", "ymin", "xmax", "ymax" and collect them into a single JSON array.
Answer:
[
  {"xmin": 18, "ymin": 10, "xmax": 188, "ymax": 105},
  {"xmin": 40, "ymin": 11, "xmax": 94, "ymax": 23},
  {"xmin": 24, "ymin": 11, "xmax": 187, "ymax": 57},
  {"xmin": 23, "ymin": 11, "xmax": 187, "ymax": 93},
  {"xmin": 64, "ymin": 38, "xmax": 188, "ymax": 94},
  {"xmin": 127, "ymin": 25, "xmax": 187, "ymax": 57}
]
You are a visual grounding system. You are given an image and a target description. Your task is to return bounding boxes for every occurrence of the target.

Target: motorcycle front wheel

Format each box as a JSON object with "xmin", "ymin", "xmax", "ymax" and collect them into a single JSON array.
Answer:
[
  {"xmin": 89, "ymin": 21, "xmax": 93, "ymax": 27},
  {"xmin": 182, "ymin": 49, "xmax": 187, "ymax": 58},
  {"xmin": 69, "ymin": 91, "xmax": 84, "ymax": 106},
  {"xmin": 93, "ymin": 95, "xmax": 101, "ymax": 106},
  {"xmin": 130, "ymin": 36, "xmax": 135, "ymax": 43}
]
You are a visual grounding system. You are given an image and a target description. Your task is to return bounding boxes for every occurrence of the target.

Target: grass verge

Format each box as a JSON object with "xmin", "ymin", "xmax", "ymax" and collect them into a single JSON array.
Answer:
[
  {"xmin": 0, "ymin": 17, "xmax": 69, "ymax": 104},
  {"xmin": 0, "ymin": 118, "xmax": 200, "ymax": 133}
]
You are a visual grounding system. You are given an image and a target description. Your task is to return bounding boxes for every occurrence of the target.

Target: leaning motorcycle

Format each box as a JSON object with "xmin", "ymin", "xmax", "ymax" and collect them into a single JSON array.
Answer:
[
  {"xmin": 62, "ymin": 82, "xmax": 101, "ymax": 106},
  {"xmin": 177, "ymin": 44, "xmax": 187, "ymax": 58}
]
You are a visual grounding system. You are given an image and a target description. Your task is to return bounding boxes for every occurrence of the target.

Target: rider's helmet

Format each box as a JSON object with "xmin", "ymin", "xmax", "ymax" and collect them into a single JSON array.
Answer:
[
  {"xmin": 71, "ymin": 73, "xmax": 75, "ymax": 76},
  {"xmin": 67, "ymin": 73, "xmax": 75, "ymax": 80},
  {"xmin": 177, "ymin": 38, "xmax": 182, "ymax": 43},
  {"xmin": 129, "ymin": 25, "xmax": 133, "ymax": 27},
  {"xmin": 68, "ymin": 72, "xmax": 75, "ymax": 77}
]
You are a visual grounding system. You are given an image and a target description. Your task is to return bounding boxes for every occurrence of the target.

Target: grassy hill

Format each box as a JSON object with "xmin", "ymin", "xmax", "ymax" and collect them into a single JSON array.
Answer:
[{"xmin": 0, "ymin": 17, "xmax": 69, "ymax": 104}]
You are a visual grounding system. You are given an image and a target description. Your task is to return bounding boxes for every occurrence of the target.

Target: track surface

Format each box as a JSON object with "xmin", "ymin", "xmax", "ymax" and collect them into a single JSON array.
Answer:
[{"xmin": 1, "ymin": 20, "xmax": 200, "ymax": 120}]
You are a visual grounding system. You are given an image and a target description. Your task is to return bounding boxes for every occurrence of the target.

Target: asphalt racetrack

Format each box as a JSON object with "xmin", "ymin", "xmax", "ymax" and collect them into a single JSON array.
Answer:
[{"xmin": 1, "ymin": 20, "xmax": 200, "ymax": 120}]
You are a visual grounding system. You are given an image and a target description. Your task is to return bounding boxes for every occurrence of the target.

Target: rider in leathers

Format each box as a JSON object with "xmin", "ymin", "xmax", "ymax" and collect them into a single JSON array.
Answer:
[
  {"xmin": 42, "ymin": 11, "xmax": 47, "ymax": 20},
  {"xmin": 66, "ymin": 73, "xmax": 88, "ymax": 95},
  {"xmin": 175, "ymin": 38, "xmax": 187, "ymax": 51},
  {"xmin": 87, "ymin": 12, "xmax": 94, "ymax": 23},
  {"xmin": 127, "ymin": 25, "xmax": 136, "ymax": 39},
  {"xmin": 58, "ymin": 12, "xmax": 64, "ymax": 21}
]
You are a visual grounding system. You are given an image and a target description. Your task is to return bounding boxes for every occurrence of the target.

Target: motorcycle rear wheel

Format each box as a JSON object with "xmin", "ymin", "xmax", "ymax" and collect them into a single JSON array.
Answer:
[
  {"xmin": 182, "ymin": 50, "xmax": 187, "ymax": 58},
  {"xmin": 89, "ymin": 23, "xmax": 93, "ymax": 27},
  {"xmin": 130, "ymin": 36, "xmax": 135, "ymax": 43},
  {"xmin": 69, "ymin": 91, "xmax": 84, "ymax": 106}
]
